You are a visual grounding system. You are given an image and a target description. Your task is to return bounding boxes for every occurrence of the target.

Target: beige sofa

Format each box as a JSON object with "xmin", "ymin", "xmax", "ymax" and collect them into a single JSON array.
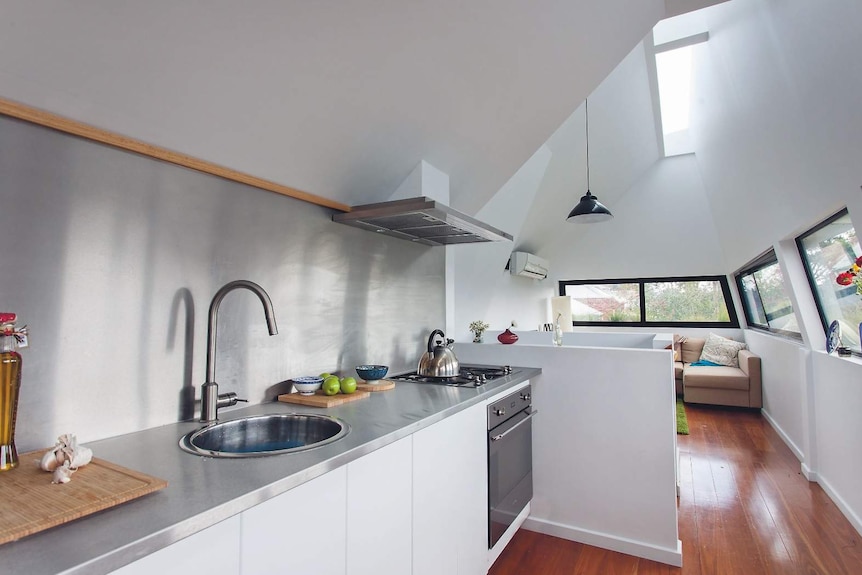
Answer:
[{"xmin": 672, "ymin": 336, "xmax": 762, "ymax": 408}]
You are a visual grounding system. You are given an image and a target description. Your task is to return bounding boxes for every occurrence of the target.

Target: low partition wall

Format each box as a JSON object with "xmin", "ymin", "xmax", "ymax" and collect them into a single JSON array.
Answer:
[
  {"xmin": 484, "ymin": 330, "xmax": 656, "ymax": 349},
  {"xmin": 811, "ymin": 352, "xmax": 862, "ymax": 536},
  {"xmin": 458, "ymin": 343, "xmax": 681, "ymax": 566}
]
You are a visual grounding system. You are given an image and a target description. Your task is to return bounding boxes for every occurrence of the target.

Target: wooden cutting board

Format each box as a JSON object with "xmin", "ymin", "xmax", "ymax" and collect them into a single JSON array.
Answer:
[
  {"xmin": 357, "ymin": 379, "xmax": 395, "ymax": 392},
  {"xmin": 0, "ymin": 450, "xmax": 167, "ymax": 545},
  {"xmin": 278, "ymin": 389, "xmax": 371, "ymax": 407}
]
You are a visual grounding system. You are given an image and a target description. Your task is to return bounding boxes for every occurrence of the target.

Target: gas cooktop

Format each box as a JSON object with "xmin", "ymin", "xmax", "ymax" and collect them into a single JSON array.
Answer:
[{"xmin": 389, "ymin": 365, "xmax": 517, "ymax": 388}]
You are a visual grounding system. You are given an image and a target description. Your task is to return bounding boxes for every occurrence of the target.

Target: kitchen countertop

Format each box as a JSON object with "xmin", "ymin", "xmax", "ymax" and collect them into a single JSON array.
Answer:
[{"xmin": 0, "ymin": 366, "xmax": 540, "ymax": 575}]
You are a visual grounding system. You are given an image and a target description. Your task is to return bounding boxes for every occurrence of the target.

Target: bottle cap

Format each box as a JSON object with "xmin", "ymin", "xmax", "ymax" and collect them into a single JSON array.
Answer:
[{"xmin": 0, "ymin": 313, "xmax": 16, "ymax": 324}]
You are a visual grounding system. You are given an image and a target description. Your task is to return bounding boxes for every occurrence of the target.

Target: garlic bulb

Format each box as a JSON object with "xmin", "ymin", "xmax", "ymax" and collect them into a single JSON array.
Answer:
[
  {"xmin": 52, "ymin": 461, "xmax": 74, "ymax": 484},
  {"xmin": 40, "ymin": 433, "xmax": 93, "ymax": 482}
]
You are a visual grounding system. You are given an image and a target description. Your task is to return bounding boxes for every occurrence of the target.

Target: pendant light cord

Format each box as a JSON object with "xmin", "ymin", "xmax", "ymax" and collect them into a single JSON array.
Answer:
[{"xmin": 585, "ymin": 98, "xmax": 590, "ymax": 193}]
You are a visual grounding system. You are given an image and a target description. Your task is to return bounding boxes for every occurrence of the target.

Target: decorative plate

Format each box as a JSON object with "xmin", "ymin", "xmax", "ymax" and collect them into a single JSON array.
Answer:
[{"xmin": 826, "ymin": 320, "xmax": 841, "ymax": 353}]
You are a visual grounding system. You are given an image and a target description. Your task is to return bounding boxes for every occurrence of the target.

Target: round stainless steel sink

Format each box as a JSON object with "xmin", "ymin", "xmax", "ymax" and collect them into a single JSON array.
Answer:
[{"xmin": 179, "ymin": 413, "xmax": 349, "ymax": 458}]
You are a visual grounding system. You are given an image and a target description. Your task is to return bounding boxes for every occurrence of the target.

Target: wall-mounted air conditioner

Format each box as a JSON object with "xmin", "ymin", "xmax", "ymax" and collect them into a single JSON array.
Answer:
[{"xmin": 509, "ymin": 251, "xmax": 548, "ymax": 280}]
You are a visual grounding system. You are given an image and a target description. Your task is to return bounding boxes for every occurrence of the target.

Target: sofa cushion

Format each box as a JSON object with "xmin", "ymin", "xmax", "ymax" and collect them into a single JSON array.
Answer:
[
  {"xmin": 684, "ymin": 365, "xmax": 750, "ymax": 390},
  {"xmin": 700, "ymin": 333, "xmax": 747, "ymax": 367},
  {"xmin": 680, "ymin": 337, "xmax": 706, "ymax": 364}
]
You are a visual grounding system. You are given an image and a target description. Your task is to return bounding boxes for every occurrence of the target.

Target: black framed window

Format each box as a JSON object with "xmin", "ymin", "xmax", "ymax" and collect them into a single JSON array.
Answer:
[
  {"xmin": 796, "ymin": 208, "xmax": 862, "ymax": 352},
  {"xmin": 734, "ymin": 249, "xmax": 802, "ymax": 339},
  {"xmin": 559, "ymin": 275, "xmax": 739, "ymax": 328}
]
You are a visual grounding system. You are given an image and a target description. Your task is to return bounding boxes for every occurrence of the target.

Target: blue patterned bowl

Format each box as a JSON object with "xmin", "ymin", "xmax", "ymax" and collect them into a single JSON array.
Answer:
[
  {"xmin": 292, "ymin": 376, "xmax": 324, "ymax": 395},
  {"xmin": 355, "ymin": 365, "xmax": 388, "ymax": 383}
]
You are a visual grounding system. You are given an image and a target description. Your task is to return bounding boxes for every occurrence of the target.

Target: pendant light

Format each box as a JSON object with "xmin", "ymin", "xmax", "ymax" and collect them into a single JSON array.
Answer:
[{"xmin": 566, "ymin": 99, "xmax": 613, "ymax": 223}]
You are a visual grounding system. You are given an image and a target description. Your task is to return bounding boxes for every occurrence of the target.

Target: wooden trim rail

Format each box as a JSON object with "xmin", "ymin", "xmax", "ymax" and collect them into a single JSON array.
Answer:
[{"xmin": 0, "ymin": 96, "xmax": 351, "ymax": 212}]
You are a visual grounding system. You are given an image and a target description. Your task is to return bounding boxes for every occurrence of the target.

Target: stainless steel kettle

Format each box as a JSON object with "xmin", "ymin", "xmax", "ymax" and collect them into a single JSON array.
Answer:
[{"xmin": 417, "ymin": 329, "xmax": 460, "ymax": 377}]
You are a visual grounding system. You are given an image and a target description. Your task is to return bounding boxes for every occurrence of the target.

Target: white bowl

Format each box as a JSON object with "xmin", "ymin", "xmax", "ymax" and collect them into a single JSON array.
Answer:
[{"xmin": 292, "ymin": 376, "xmax": 323, "ymax": 395}]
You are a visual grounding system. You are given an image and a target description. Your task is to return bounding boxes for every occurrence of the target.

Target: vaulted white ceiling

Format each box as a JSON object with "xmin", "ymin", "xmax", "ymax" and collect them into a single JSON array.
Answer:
[{"xmin": 0, "ymin": 1, "xmax": 718, "ymax": 214}]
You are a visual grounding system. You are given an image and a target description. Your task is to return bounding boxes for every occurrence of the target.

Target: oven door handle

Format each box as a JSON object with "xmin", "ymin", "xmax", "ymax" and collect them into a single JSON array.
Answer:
[{"xmin": 490, "ymin": 410, "xmax": 537, "ymax": 442}]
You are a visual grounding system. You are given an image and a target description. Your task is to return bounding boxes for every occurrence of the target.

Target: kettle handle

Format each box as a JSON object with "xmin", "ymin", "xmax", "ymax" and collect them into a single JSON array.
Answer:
[{"xmin": 427, "ymin": 329, "xmax": 445, "ymax": 353}]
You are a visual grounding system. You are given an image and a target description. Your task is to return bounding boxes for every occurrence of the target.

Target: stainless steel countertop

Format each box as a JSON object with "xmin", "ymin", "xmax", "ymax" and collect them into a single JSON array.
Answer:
[{"xmin": 0, "ymin": 367, "xmax": 540, "ymax": 575}]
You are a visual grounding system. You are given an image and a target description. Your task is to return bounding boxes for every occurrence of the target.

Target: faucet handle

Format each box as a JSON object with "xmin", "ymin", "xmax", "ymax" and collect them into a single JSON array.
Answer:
[{"xmin": 217, "ymin": 392, "xmax": 247, "ymax": 409}]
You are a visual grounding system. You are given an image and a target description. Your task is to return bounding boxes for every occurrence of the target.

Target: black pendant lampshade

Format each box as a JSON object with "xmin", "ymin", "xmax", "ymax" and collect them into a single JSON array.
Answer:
[
  {"xmin": 566, "ymin": 191, "xmax": 613, "ymax": 223},
  {"xmin": 567, "ymin": 99, "xmax": 613, "ymax": 223}
]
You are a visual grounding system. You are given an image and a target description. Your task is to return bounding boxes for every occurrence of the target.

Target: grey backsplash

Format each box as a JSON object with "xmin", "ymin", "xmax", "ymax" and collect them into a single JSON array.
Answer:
[{"xmin": 0, "ymin": 115, "xmax": 445, "ymax": 451}]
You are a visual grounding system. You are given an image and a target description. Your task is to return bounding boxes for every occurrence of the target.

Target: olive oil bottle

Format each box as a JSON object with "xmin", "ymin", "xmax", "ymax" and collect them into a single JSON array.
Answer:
[{"xmin": 0, "ymin": 313, "xmax": 25, "ymax": 471}]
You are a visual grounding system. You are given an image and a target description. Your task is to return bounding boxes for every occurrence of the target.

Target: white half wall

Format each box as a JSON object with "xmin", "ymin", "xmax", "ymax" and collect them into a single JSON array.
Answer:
[
  {"xmin": 743, "ymin": 330, "xmax": 808, "ymax": 462},
  {"xmin": 810, "ymin": 352, "xmax": 862, "ymax": 536},
  {"xmin": 458, "ymin": 343, "xmax": 681, "ymax": 566}
]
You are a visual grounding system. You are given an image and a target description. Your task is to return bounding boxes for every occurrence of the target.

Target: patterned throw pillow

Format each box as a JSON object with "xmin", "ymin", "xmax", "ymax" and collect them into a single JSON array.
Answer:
[{"xmin": 699, "ymin": 333, "xmax": 747, "ymax": 367}]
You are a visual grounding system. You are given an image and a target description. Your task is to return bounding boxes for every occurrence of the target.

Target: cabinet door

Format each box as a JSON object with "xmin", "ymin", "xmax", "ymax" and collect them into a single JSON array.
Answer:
[
  {"xmin": 241, "ymin": 467, "xmax": 347, "ymax": 575},
  {"xmin": 346, "ymin": 436, "xmax": 412, "ymax": 575},
  {"xmin": 109, "ymin": 515, "xmax": 241, "ymax": 575},
  {"xmin": 413, "ymin": 403, "xmax": 488, "ymax": 575}
]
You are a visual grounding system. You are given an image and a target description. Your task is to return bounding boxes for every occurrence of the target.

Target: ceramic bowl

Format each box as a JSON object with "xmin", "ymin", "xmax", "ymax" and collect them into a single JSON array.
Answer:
[
  {"xmin": 355, "ymin": 365, "xmax": 388, "ymax": 384},
  {"xmin": 292, "ymin": 376, "xmax": 324, "ymax": 395}
]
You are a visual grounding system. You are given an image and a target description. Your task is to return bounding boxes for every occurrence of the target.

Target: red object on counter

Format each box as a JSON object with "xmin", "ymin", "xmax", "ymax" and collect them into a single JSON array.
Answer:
[{"xmin": 497, "ymin": 329, "xmax": 519, "ymax": 345}]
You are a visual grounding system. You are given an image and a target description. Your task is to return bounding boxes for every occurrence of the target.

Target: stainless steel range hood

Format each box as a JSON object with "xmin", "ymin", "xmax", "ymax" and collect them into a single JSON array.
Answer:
[{"xmin": 332, "ymin": 197, "xmax": 513, "ymax": 246}]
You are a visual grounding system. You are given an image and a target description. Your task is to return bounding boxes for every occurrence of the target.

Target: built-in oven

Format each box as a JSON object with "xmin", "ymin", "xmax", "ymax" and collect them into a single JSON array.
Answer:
[{"xmin": 487, "ymin": 384, "xmax": 535, "ymax": 548}]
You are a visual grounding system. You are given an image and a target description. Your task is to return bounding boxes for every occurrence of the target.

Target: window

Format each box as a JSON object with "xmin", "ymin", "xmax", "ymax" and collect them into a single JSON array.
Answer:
[
  {"xmin": 655, "ymin": 45, "xmax": 696, "ymax": 156},
  {"xmin": 734, "ymin": 250, "xmax": 802, "ymax": 339},
  {"xmin": 797, "ymin": 209, "xmax": 862, "ymax": 352},
  {"xmin": 650, "ymin": 12, "xmax": 709, "ymax": 157},
  {"xmin": 559, "ymin": 276, "xmax": 739, "ymax": 327}
]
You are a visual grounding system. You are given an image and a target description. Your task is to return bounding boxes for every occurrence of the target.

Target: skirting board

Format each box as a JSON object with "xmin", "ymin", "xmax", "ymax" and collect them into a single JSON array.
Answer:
[
  {"xmin": 522, "ymin": 517, "xmax": 683, "ymax": 567},
  {"xmin": 761, "ymin": 408, "xmax": 805, "ymax": 462},
  {"xmin": 814, "ymin": 473, "xmax": 862, "ymax": 538},
  {"xmin": 488, "ymin": 502, "xmax": 531, "ymax": 568},
  {"xmin": 801, "ymin": 462, "xmax": 819, "ymax": 482}
]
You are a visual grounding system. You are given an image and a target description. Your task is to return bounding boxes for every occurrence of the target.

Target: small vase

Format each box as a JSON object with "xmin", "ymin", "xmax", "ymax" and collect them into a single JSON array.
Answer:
[
  {"xmin": 472, "ymin": 333, "xmax": 483, "ymax": 343},
  {"xmin": 497, "ymin": 329, "xmax": 519, "ymax": 345}
]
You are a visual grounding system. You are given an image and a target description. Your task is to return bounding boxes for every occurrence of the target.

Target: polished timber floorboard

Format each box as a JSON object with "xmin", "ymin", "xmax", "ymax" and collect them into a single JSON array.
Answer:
[{"xmin": 488, "ymin": 404, "xmax": 862, "ymax": 574}]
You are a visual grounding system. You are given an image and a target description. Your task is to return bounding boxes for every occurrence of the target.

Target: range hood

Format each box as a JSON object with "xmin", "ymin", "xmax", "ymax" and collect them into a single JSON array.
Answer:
[{"xmin": 332, "ymin": 197, "xmax": 513, "ymax": 246}]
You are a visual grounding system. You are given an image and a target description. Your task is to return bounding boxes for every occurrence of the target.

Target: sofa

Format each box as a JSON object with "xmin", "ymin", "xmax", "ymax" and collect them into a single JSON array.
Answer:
[{"xmin": 672, "ymin": 335, "xmax": 762, "ymax": 408}]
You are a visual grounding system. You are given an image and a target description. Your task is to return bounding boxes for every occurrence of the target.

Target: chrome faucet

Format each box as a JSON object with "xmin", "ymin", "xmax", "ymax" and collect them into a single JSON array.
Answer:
[{"xmin": 201, "ymin": 280, "xmax": 278, "ymax": 422}]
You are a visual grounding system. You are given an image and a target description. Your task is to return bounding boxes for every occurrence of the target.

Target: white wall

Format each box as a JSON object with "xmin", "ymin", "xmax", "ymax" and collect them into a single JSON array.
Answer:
[
  {"xmin": 543, "ymin": 154, "xmax": 725, "ymax": 278},
  {"xmin": 451, "ymin": 146, "xmax": 554, "ymax": 342},
  {"xmin": 690, "ymin": 0, "xmax": 862, "ymax": 269},
  {"xmin": 743, "ymin": 330, "xmax": 808, "ymax": 460},
  {"xmin": 811, "ymin": 352, "xmax": 862, "ymax": 535}
]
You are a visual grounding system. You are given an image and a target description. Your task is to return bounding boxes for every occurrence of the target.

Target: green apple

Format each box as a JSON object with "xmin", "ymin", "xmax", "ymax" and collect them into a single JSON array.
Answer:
[
  {"xmin": 340, "ymin": 376, "xmax": 357, "ymax": 394},
  {"xmin": 322, "ymin": 376, "xmax": 341, "ymax": 396},
  {"xmin": 319, "ymin": 372, "xmax": 332, "ymax": 380}
]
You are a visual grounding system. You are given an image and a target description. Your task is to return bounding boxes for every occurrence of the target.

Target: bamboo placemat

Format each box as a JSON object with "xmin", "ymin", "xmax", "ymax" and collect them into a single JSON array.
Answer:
[{"xmin": 0, "ymin": 450, "xmax": 167, "ymax": 545}]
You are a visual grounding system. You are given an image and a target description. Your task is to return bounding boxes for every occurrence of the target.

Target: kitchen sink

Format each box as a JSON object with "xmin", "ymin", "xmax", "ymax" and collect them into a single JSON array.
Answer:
[{"xmin": 179, "ymin": 413, "xmax": 349, "ymax": 458}]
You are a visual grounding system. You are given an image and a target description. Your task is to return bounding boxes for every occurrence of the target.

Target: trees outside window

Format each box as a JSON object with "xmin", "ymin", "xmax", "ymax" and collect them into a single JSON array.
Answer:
[
  {"xmin": 735, "ymin": 250, "xmax": 801, "ymax": 339},
  {"xmin": 560, "ymin": 276, "xmax": 738, "ymax": 328}
]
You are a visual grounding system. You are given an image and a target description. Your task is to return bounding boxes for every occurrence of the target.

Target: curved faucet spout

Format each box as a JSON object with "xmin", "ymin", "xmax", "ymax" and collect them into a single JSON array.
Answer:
[{"xmin": 202, "ymin": 280, "xmax": 278, "ymax": 422}]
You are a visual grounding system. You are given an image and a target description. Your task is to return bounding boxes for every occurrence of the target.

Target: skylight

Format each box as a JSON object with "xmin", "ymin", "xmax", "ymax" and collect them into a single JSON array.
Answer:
[
  {"xmin": 656, "ymin": 45, "xmax": 693, "ymax": 146},
  {"xmin": 650, "ymin": 11, "xmax": 709, "ymax": 157}
]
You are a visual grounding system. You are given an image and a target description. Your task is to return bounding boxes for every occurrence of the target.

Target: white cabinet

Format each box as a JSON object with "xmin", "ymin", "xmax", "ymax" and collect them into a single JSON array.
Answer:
[
  {"xmin": 240, "ymin": 467, "xmax": 347, "ymax": 575},
  {"xmin": 109, "ymin": 515, "xmax": 241, "ymax": 575},
  {"xmin": 413, "ymin": 402, "xmax": 488, "ymax": 575},
  {"xmin": 114, "ymin": 395, "xmax": 499, "ymax": 575},
  {"xmin": 346, "ymin": 436, "xmax": 412, "ymax": 575}
]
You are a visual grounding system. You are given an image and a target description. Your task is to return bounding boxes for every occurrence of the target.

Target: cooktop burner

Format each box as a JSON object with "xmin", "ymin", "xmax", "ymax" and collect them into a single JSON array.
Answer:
[{"xmin": 390, "ymin": 365, "xmax": 517, "ymax": 388}]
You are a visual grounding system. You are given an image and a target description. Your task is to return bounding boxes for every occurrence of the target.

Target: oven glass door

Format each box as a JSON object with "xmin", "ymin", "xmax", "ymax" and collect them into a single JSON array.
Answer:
[{"xmin": 488, "ymin": 408, "xmax": 533, "ymax": 548}]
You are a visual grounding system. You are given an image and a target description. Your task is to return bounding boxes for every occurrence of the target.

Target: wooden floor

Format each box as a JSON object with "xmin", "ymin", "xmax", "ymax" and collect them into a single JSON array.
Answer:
[{"xmin": 488, "ymin": 404, "xmax": 862, "ymax": 574}]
